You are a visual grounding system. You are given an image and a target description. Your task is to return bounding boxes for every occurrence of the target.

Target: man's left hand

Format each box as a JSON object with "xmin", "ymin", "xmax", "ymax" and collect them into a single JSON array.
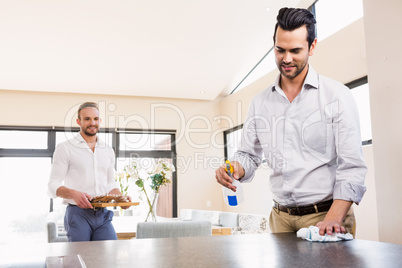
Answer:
[
  {"xmin": 109, "ymin": 188, "xmax": 132, "ymax": 210},
  {"xmin": 316, "ymin": 220, "xmax": 345, "ymax": 235},
  {"xmin": 315, "ymin": 199, "xmax": 352, "ymax": 235},
  {"xmin": 120, "ymin": 195, "xmax": 132, "ymax": 210}
]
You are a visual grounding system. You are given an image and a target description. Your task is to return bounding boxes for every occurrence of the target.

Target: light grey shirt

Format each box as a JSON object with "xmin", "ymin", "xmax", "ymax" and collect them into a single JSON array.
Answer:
[
  {"xmin": 234, "ymin": 66, "xmax": 367, "ymax": 207},
  {"xmin": 48, "ymin": 132, "xmax": 118, "ymax": 205}
]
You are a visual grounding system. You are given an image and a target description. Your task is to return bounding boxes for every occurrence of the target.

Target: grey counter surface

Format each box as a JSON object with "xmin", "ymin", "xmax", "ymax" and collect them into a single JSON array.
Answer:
[{"xmin": 1, "ymin": 233, "xmax": 402, "ymax": 267}]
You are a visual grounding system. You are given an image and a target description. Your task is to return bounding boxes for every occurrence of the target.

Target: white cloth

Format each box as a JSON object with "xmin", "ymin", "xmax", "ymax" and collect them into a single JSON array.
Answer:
[
  {"xmin": 234, "ymin": 65, "xmax": 367, "ymax": 207},
  {"xmin": 297, "ymin": 226, "xmax": 353, "ymax": 242},
  {"xmin": 48, "ymin": 132, "xmax": 118, "ymax": 205}
]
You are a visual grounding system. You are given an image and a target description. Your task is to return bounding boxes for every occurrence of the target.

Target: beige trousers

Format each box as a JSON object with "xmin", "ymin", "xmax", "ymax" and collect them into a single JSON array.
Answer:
[{"xmin": 269, "ymin": 205, "xmax": 356, "ymax": 237}]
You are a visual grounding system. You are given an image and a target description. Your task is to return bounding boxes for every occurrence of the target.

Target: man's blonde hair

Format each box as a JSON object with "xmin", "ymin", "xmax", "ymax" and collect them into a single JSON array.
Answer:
[{"xmin": 77, "ymin": 102, "xmax": 99, "ymax": 119}]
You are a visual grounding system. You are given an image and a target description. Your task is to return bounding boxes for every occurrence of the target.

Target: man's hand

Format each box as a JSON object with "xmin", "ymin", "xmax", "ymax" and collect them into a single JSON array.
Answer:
[
  {"xmin": 71, "ymin": 190, "xmax": 93, "ymax": 209},
  {"xmin": 56, "ymin": 186, "xmax": 93, "ymax": 209},
  {"xmin": 120, "ymin": 195, "xmax": 132, "ymax": 210},
  {"xmin": 316, "ymin": 199, "xmax": 352, "ymax": 235},
  {"xmin": 109, "ymin": 188, "xmax": 131, "ymax": 210},
  {"xmin": 215, "ymin": 161, "xmax": 244, "ymax": 192},
  {"xmin": 316, "ymin": 219, "xmax": 345, "ymax": 235}
]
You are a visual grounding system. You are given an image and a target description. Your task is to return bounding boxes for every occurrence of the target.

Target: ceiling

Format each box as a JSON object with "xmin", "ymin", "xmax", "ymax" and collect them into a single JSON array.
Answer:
[{"xmin": 0, "ymin": 0, "xmax": 314, "ymax": 101}]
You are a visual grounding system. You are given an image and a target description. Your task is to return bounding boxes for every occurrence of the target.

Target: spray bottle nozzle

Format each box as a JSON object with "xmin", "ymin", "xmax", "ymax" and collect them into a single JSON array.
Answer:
[{"xmin": 225, "ymin": 160, "xmax": 233, "ymax": 177}]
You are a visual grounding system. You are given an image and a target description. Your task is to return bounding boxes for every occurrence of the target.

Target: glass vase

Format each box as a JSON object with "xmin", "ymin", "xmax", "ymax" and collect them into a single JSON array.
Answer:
[{"xmin": 145, "ymin": 192, "xmax": 159, "ymax": 222}]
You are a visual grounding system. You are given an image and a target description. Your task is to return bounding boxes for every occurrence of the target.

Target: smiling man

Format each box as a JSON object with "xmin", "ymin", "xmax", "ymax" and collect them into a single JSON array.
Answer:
[
  {"xmin": 216, "ymin": 8, "xmax": 367, "ymax": 237},
  {"xmin": 48, "ymin": 102, "xmax": 130, "ymax": 242}
]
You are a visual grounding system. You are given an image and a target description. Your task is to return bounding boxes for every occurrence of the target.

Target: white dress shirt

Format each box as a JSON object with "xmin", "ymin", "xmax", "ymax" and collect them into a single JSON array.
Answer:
[
  {"xmin": 48, "ymin": 132, "xmax": 118, "ymax": 205},
  {"xmin": 234, "ymin": 66, "xmax": 367, "ymax": 207}
]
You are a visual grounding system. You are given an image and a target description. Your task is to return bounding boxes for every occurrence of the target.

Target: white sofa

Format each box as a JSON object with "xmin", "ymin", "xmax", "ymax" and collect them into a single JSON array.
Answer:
[
  {"xmin": 46, "ymin": 212, "xmax": 68, "ymax": 243},
  {"xmin": 179, "ymin": 209, "xmax": 270, "ymax": 235},
  {"xmin": 45, "ymin": 204, "xmax": 68, "ymax": 243},
  {"xmin": 136, "ymin": 220, "xmax": 212, "ymax": 239}
]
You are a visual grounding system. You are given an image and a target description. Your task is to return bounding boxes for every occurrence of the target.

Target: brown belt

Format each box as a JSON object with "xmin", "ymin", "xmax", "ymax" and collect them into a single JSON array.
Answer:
[
  {"xmin": 68, "ymin": 203, "xmax": 104, "ymax": 211},
  {"xmin": 273, "ymin": 199, "xmax": 333, "ymax": 216}
]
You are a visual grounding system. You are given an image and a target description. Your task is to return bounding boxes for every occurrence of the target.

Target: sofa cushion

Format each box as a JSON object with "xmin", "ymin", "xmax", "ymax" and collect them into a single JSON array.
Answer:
[
  {"xmin": 202, "ymin": 210, "xmax": 220, "ymax": 226},
  {"xmin": 179, "ymin": 209, "xmax": 193, "ymax": 221},
  {"xmin": 220, "ymin": 212, "xmax": 239, "ymax": 227},
  {"xmin": 191, "ymin": 210, "xmax": 205, "ymax": 221},
  {"xmin": 237, "ymin": 213, "xmax": 269, "ymax": 234}
]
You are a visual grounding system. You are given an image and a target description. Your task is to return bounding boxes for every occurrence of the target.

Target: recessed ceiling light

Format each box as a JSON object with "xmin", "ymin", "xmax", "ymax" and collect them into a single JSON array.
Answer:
[
  {"xmin": 200, "ymin": 90, "xmax": 205, "ymax": 94},
  {"xmin": 266, "ymin": 8, "xmax": 270, "ymax": 12}
]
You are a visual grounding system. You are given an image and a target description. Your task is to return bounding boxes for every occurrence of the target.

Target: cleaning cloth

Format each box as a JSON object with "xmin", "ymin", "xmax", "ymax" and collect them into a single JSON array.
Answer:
[{"xmin": 297, "ymin": 226, "xmax": 353, "ymax": 242}]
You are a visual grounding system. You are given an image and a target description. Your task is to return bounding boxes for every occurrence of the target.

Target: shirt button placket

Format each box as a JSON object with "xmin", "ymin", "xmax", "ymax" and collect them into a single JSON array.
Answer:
[
  {"xmin": 282, "ymin": 104, "xmax": 295, "ymax": 198},
  {"xmin": 93, "ymin": 152, "xmax": 99, "ymax": 196}
]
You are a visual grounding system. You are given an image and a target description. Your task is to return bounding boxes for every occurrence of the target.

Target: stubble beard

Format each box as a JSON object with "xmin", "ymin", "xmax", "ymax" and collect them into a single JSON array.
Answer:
[
  {"xmin": 279, "ymin": 61, "xmax": 307, "ymax": 80},
  {"xmin": 82, "ymin": 126, "xmax": 98, "ymax": 137}
]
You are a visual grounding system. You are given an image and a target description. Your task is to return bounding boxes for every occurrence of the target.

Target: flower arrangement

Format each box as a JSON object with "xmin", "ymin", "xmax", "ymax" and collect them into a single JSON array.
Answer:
[
  {"xmin": 116, "ymin": 158, "xmax": 175, "ymax": 221},
  {"xmin": 115, "ymin": 168, "xmax": 130, "ymax": 197}
]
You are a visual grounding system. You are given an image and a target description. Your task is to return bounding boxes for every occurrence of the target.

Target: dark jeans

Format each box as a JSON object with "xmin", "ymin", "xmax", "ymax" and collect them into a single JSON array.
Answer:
[{"xmin": 64, "ymin": 205, "xmax": 117, "ymax": 242}]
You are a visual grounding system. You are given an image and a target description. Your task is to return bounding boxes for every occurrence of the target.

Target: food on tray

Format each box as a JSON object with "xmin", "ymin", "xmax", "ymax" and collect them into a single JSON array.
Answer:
[
  {"xmin": 90, "ymin": 194, "xmax": 129, "ymax": 203},
  {"xmin": 113, "ymin": 195, "xmax": 129, "ymax": 203}
]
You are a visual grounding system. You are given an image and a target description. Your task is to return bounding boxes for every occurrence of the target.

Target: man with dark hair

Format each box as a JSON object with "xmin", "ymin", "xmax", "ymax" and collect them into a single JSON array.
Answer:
[
  {"xmin": 48, "ymin": 102, "xmax": 131, "ymax": 241},
  {"xmin": 216, "ymin": 7, "xmax": 367, "ymax": 236},
  {"xmin": 273, "ymin": 7, "xmax": 316, "ymax": 48}
]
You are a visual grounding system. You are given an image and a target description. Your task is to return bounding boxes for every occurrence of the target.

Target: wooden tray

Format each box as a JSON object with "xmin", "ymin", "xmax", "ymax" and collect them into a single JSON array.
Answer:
[{"xmin": 91, "ymin": 202, "xmax": 140, "ymax": 208}]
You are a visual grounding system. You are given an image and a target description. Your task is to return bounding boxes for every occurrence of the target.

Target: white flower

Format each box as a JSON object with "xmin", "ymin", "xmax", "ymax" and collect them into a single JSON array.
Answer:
[
  {"xmin": 151, "ymin": 160, "xmax": 163, "ymax": 174},
  {"xmin": 128, "ymin": 170, "xmax": 139, "ymax": 181},
  {"xmin": 151, "ymin": 159, "xmax": 175, "ymax": 175},
  {"xmin": 164, "ymin": 161, "xmax": 176, "ymax": 172},
  {"xmin": 116, "ymin": 171, "xmax": 125, "ymax": 178}
]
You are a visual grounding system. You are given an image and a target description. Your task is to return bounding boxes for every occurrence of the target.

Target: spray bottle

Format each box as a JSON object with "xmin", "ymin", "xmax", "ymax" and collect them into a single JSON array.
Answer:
[{"xmin": 222, "ymin": 160, "xmax": 244, "ymax": 206}]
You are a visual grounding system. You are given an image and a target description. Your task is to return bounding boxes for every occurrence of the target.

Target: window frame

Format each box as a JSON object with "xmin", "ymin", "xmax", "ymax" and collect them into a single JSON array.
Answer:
[
  {"xmin": 0, "ymin": 126, "xmax": 54, "ymax": 157},
  {"xmin": 345, "ymin": 76, "xmax": 373, "ymax": 146},
  {"xmin": 223, "ymin": 124, "xmax": 243, "ymax": 160}
]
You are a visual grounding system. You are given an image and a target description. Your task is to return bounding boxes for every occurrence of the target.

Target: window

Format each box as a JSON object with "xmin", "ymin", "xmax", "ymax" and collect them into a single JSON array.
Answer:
[
  {"xmin": 119, "ymin": 133, "xmax": 172, "ymax": 151},
  {"xmin": 346, "ymin": 76, "xmax": 373, "ymax": 145},
  {"xmin": 224, "ymin": 125, "xmax": 243, "ymax": 160},
  {"xmin": 0, "ymin": 126, "xmax": 177, "ymax": 245},
  {"xmin": 0, "ymin": 130, "xmax": 48, "ymax": 149},
  {"xmin": 315, "ymin": 0, "xmax": 364, "ymax": 42},
  {"xmin": 230, "ymin": 48, "xmax": 277, "ymax": 94},
  {"xmin": 0, "ymin": 127, "xmax": 53, "ymax": 245},
  {"xmin": 0, "ymin": 157, "xmax": 52, "ymax": 245},
  {"xmin": 115, "ymin": 130, "xmax": 176, "ymax": 218}
]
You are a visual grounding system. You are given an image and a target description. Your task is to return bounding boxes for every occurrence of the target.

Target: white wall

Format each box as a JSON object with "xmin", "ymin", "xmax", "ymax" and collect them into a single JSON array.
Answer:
[
  {"xmin": 355, "ymin": 145, "xmax": 378, "ymax": 241},
  {"xmin": 363, "ymin": 0, "xmax": 402, "ymax": 244}
]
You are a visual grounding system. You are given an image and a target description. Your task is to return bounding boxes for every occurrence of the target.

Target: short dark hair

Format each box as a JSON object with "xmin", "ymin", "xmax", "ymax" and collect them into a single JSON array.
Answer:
[
  {"xmin": 77, "ymin": 102, "xmax": 98, "ymax": 119},
  {"xmin": 273, "ymin": 7, "xmax": 316, "ymax": 48}
]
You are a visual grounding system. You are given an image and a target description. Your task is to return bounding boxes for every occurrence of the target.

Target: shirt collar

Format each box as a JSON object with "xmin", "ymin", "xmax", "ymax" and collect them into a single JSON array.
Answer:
[
  {"xmin": 303, "ymin": 65, "xmax": 319, "ymax": 90},
  {"xmin": 73, "ymin": 132, "xmax": 102, "ymax": 147},
  {"xmin": 74, "ymin": 132, "xmax": 85, "ymax": 143},
  {"xmin": 271, "ymin": 64, "xmax": 319, "ymax": 92}
]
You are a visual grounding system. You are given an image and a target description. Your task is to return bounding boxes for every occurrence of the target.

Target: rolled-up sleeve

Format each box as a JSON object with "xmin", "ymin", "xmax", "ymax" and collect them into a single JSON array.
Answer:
[
  {"xmin": 332, "ymin": 87, "xmax": 367, "ymax": 204},
  {"xmin": 48, "ymin": 143, "xmax": 69, "ymax": 198}
]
